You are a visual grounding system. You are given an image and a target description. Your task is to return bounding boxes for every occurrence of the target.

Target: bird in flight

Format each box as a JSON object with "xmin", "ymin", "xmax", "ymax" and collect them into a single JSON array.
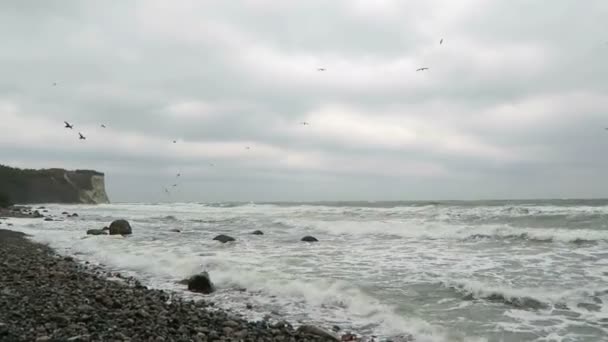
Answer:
[
  {"xmin": 172, "ymin": 184, "xmax": 177, "ymax": 187},
  {"xmin": 53, "ymin": 82, "xmax": 57, "ymax": 86},
  {"xmin": 164, "ymin": 188, "xmax": 170, "ymax": 194},
  {"xmin": 300, "ymin": 122, "xmax": 310, "ymax": 126},
  {"xmin": 317, "ymin": 68, "xmax": 326, "ymax": 71},
  {"xmin": 100, "ymin": 124, "xmax": 106, "ymax": 128},
  {"xmin": 64, "ymin": 121, "xmax": 74, "ymax": 129},
  {"xmin": 209, "ymin": 162, "xmax": 215, "ymax": 167},
  {"xmin": 78, "ymin": 133, "xmax": 86, "ymax": 140},
  {"xmin": 416, "ymin": 67, "xmax": 429, "ymax": 71},
  {"xmin": 176, "ymin": 173, "xmax": 181, "ymax": 177},
  {"xmin": 173, "ymin": 140, "xmax": 177, "ymax": 144},
  {"xmin": 245, "ymin": 146, "xmax": 251, "ymax": 150},
  {"xmin": 440, "ymin": 38, "xmax": 443, "ymax": 45}
]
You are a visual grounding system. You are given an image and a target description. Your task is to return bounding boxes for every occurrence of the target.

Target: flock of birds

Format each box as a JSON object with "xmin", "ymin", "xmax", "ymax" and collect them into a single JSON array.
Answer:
[{"xmin": 59, "ymin": 38, "xmax": 448, "ymax": 195}]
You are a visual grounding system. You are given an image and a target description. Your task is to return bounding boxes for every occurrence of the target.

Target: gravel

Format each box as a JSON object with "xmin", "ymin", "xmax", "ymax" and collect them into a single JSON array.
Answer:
[{"xmin": 0, "ymin": 229, "xmax": 345, "ymax": 342}]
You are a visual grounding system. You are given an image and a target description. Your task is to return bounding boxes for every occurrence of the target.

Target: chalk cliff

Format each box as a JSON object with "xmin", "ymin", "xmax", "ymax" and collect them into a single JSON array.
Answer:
[{"xmin": 0, "ymin": 165, "xmax": 110, "ymax": 204}]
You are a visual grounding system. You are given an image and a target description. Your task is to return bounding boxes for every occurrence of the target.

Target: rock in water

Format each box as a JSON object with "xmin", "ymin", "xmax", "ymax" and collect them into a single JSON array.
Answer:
[
  {"xmin": 301, "ymin": 236, "xmax": 318, "ymax": 242},
  {"xmin": 169, "ymin": 228, "xmax": 181, "ymax": 233},
  {"xmin": 213, "ymin": 234, "xmax": 235, "ymax": 243},
  {"xmin": 297, "ymin": 325, "xmax": 339, "ymax": 341},
  {"xmin": 251, "ymin": 230, "xmax": 264, "ymax": 235},
  {"xmin": 109, "ymin": 219, "xmax": 132, "ymax": 235},
  {"xmin": 187, "ymin": 272, "xmax": 215, "ymax": 294},
  {"xmin": 32, "ymin": 210, "xmax": 44, "ymax": 218},
  {"xmin": 87, "ymin": 229, "xmax": 107, "ymax": 235}
]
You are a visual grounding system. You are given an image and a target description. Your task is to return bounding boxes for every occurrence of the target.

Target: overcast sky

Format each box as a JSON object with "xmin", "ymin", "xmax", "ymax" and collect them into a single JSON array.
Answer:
[{"xmin": 1, "ymin": 1, "xmax": 608, "ymax": 202}]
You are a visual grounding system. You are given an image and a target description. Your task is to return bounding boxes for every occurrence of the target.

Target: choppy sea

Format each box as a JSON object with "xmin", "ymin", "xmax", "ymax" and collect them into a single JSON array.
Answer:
[{"xmin": 6, "ymin": 200, "xmax": 608, "ymax": 342}]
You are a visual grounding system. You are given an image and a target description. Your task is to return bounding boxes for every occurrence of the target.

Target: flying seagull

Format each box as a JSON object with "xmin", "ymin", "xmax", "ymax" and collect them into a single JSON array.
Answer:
[
  {"xmin": 78, "ymin": 133, "xmax": 86, "ymax": 140},
  {"xmin": 53, "ymin": 82, "xmax": 57, "ymax": 86},
  {"xmin": 100, "ymin": 124, "xmax": 106, "ymax": 128},
  {"xmin": 440, "ymin": 38, "xmax": 443, "ymax": 45},
  {"xmin": 317, "ymin": 68, "xmax": 326, "ymax": 71},
  {"xmin": 164, "ymin": 188, "xmax": 170, "ymax": 194},
  {"xmin": 64, "ymin": 121, "xmax": 73, "ymax": 129},
  {"xmin": 300, "ymin": 122, "xmax": 310, "ymax": 126},
  {"xmin": 245, "ymin": 146, "xmax": 251, "ymax": 150},
  {"xmin": 209, "ymin": 162, "xmax": 215, "ymax": 167},
  {"xmin": 176, "ymin": 173, "xmax": 181, "ymax": 177},
  {"xmin": 416, "ymin": 67, "xmax": 429, "ymax": 71},
  {"xmin": 173, "ymin": 140, "xmax": 177, "ymax": 144},
  {"xmin": 172, "ymin": 184, "xmax": 178, "ymax": 187}
]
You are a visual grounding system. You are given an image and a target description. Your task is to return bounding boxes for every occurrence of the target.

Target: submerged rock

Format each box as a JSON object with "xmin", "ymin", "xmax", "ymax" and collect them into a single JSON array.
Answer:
[
  {"xmin": 109, "ymin": 219, "xmax": 132, "ymax": 235},
  {"xmin": 86, "ymin": 229, "xmax": 107, "ymax": 236},
  {"xmin": 251, "ymin": 230, "xmax": 264, "ymax": 235},
  {"xmin": 301, "ymin": 236, "xmax": 319, "ymax": 242},
  {"xmin": 297, "ymin": 325, "xmax": 339, "ymax": 341},
  {"xmin": 186, "ymin": 272, "xmax": 215, "ymax": 294},
  {"xmin": 213, "ymin": 234, "xmax": 235, "ymax": 243}
]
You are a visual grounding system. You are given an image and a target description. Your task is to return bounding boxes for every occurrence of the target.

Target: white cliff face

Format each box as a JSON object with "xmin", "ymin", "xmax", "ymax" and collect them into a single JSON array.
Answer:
[{"xmin": 78, "ymin": 174, "xmax": 110, "ymax": 204}]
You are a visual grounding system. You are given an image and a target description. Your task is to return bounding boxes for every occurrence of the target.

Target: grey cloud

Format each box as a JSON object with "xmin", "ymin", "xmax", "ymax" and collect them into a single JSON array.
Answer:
[{"xmin": 1, "ymin": 0, "xmax": 608, "ymax": 201}]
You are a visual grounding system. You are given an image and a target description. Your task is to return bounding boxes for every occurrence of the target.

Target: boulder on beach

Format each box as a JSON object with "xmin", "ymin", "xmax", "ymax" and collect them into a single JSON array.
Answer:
[
  {"xmin": 213, "ymin": 234, "xmax": 235, "ymax": 243},
  {"xmin": 109, "ymin": 219, "xmax": 132, "ymax": 235},
  {"xmin": 301, "ymin": 236, "xmax": 318, "ymax": 242},
  {"xmin": 297, "ymin": 325, "xmax": 339, "ymax": 341},
  {"xmin": 251, "ymin": 230, "xmax": 264, "ymax": 235},
  {"xmin": 87, "ymin": 229, "xmax": 108, "ymax": 235},
  {"xmin": 186, "ymin": 272, "xmax": 215, "ymax": 294},
  {"xmin": 32, "ymin": 210, "xmax": 43, "ymax": 218}
]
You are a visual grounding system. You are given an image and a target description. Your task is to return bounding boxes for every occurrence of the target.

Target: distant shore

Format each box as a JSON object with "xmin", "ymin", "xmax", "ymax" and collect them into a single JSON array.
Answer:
[{"xmin": 0, "ymin": 228, "xmax": 343, "ymax": 342}]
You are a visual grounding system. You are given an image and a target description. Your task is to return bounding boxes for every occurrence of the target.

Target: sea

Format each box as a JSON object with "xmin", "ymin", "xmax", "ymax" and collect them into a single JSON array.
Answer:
[{"xmin": 5, "ymin": 200, "xmax": 608, "ymax": 342}]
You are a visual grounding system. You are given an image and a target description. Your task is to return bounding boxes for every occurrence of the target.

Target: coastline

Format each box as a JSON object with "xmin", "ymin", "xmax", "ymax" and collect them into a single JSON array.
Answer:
[{"xmin": 0, "ymin": 228, "xmax": 344, "ymax": 342}]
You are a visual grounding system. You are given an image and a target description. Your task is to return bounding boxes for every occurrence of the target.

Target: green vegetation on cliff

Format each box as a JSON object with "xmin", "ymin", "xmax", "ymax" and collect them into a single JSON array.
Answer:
[{"xmin": 0, "ymin": 164, "xmax": 109, "ymax": 204}]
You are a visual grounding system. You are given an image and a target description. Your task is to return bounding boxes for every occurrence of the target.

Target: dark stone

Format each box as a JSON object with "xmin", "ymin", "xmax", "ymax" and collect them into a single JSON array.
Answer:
[
  {"xmin": 332, "ymin": 325, "xmax": 341, "ymax": 332},
  {"xmin": 251, "ymin": 230, "xmax": 264, "ymax": 235},
  {"xmin": 32, "ymin": 210, "xmax": 44, "ymax": 218},
  {"xmin": 70, "ymin": 213, "xmax": 79, "ymax": 217},
  {"xmin": 109, "ymin": 219, "xmax": 132, "ymax": 235},
  {"xmin": 44, "ymin": 218, "xmax": 53, "ymax": 221},
  {"xmin": 186, "ymin": 272, "xmax": 215, "ymax": 294},
  {"xmin": 213, "ymin": 234, "xmax": 235, "ymax": 243},
  {"xmin": 62, "ymin": 212, "xmax": 69, "ymax": 215},
  {"xmin": 301, "ymin": 236, "xmax": 319, "ymax": 242}
]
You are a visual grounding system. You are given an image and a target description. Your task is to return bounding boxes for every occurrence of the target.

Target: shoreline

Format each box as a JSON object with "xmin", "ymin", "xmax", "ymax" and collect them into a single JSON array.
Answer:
[{"xmin": 0, "ymin": 228, "xmax": 346, "ymax": 342}]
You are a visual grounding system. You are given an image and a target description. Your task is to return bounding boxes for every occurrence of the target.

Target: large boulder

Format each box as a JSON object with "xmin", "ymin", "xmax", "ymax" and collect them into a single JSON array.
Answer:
[
  {"xmin": 32, "ymin": 210, "xmax": 44, "ymax": 218},
  {"xmin": 297, "ymin": 325, "xmax": 339, "ymax": 341},
  {"xmin": 109, "ymin": 219, "xmax": 132, "ymax": 235},
  {"xmin": 251, "ymin": 230, "xmax": 264, "ymax": 235},
  {"xmin": 87, "ymin": 229, "xmax": 107, "ymax": 235},
  {"xmin": 213, "ymin": 234, "xmax": 235, "ymax": 243},
  {"xmin": 186, "ymin": 272, "xmax": 215, "ymax": 294},
  {"xmin": 301, "ymin": 236, "xmax": 318, "ymax": 242}
]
